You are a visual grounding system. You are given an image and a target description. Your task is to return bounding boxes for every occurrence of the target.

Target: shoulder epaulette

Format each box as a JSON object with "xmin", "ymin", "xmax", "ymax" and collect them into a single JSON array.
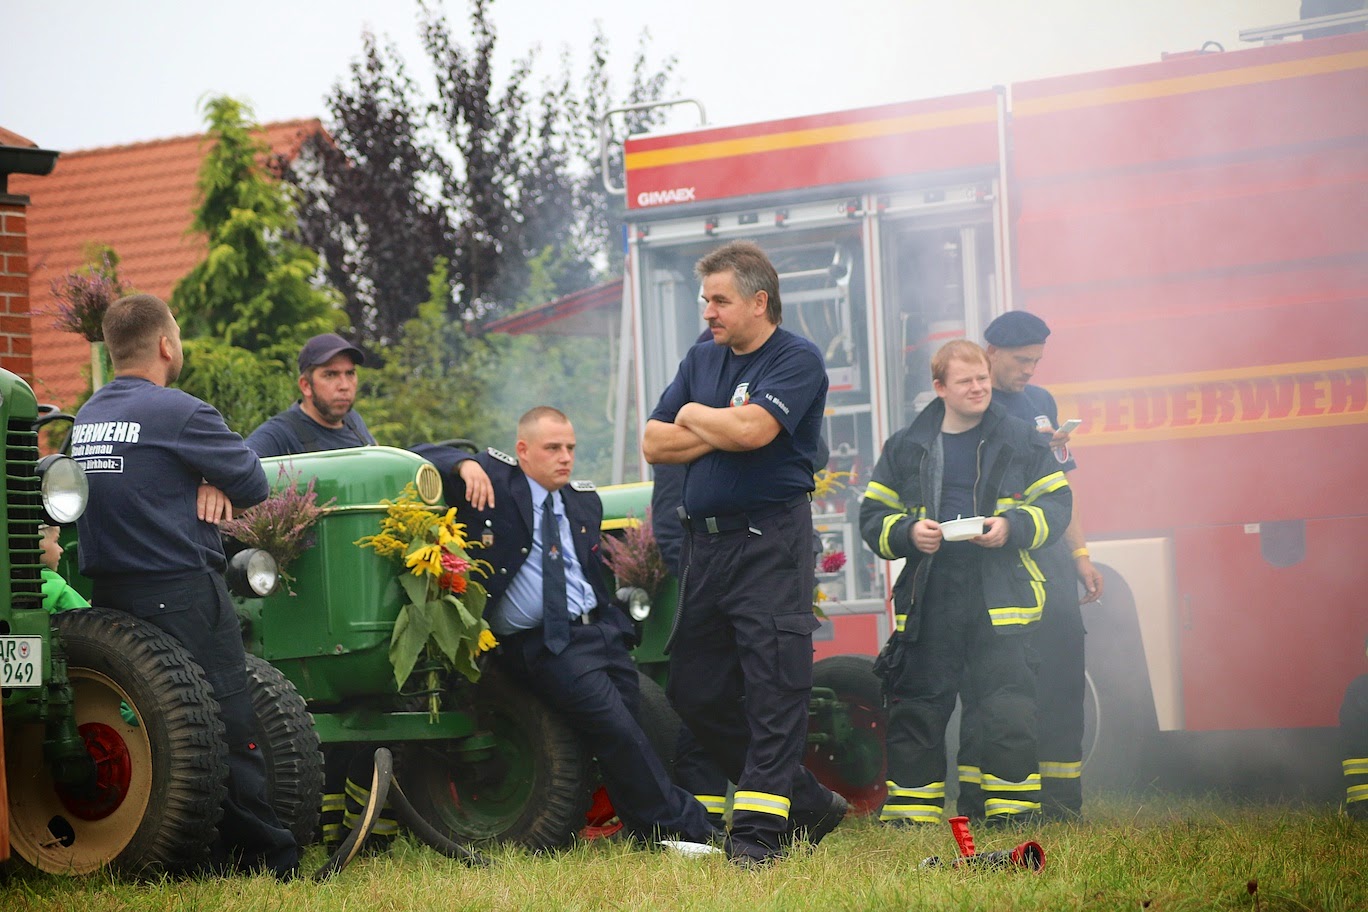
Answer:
[
  {"xmin": 487, "ymin": 447, "xmax": 517, "ymax": 465},
  {"xmin": 569, "ymin": 479, "xmax": 596, "ymax": 492}
]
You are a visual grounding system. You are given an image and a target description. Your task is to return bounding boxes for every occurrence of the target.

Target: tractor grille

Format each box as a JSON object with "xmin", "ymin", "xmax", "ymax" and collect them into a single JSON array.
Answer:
[{"xmin": 7, "ymin": 420, "xmax": 44, "ymax": 608}]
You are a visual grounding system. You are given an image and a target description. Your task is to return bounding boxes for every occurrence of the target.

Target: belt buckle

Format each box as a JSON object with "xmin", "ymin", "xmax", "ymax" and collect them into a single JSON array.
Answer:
[{"xmin": 705, "ymin": 516, "xmax": 720, "ymax": 534}]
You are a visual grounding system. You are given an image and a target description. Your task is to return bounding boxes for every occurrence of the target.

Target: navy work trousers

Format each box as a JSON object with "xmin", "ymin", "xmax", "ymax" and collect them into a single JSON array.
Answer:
[
  {"xmin": 498, "ymin": 612, "xmax": 716, "ymax": 843},
  {"xmin": 668, "ymin": 499, "xmax": 832, "ymax": 860}
]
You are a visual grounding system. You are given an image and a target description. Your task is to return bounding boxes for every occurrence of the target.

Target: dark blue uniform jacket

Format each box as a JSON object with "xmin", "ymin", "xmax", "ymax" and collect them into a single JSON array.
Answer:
[
  {"xmin": 73, "ymin": 376, "xmax": 268, "ymax": 577},
  {"xmin": 410, "ymin": 445, "xmax": 619, "ymax": 624}
]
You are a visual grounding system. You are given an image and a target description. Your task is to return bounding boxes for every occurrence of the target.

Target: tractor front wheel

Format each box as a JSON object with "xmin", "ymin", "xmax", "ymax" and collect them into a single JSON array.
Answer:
[
  {"xmin": 244, "ymin": 654, "xmax": 322, "ymax": 846},
  {"xmin": 804, "ymin": 654, "xmax": 887, "ymax": 815},
  {"xmin": 401, "ymin": 663, "xmax": 589, "ymax": 850}
]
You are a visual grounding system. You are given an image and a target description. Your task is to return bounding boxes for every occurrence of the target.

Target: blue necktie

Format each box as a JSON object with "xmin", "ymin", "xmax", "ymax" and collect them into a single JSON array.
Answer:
[{"xmin": 541, "ymin": 495, "xmax": 570, "ymax": 654}]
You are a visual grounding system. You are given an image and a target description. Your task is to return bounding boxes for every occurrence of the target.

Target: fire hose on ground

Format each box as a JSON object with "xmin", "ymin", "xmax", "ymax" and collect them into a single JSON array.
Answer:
[{"xmin": 920, "ymin": 815, "xmax": 1045, "ymax": 872}]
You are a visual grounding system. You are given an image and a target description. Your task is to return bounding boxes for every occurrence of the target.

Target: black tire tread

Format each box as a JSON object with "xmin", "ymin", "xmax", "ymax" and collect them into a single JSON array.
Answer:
[
  {"xmin": 50, "ymin": 608, "xmax": 229, "ymax": 875},
  {"xmin": 244, "ymin": 653, "xmax": 323, "ymax": 846},
  {"xmin": 403, "ymin": 664, "xmax": 589, "ymax": 850}
]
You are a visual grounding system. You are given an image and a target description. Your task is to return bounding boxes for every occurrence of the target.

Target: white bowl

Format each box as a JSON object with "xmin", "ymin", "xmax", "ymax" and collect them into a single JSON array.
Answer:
[{"xmin": 941, "ymin": 516, "xmax": 986, "ymax": 542}]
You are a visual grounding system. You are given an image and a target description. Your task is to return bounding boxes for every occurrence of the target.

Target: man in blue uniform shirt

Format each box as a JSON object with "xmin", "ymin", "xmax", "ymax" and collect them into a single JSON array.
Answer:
[
  {"xmin": 642, "ymin": 240, "xmax": 847, "ymax": 867},
  {"xmin": 246, "ymin": 332, "xmax": 376, "ymax": 456},
  {"xmin": 72, "ymin": 294, "xmax": 298, "ymax": 878},
  {"xmin": 413, "ymin": 408, "xmax": 717, "ymax": 847}
]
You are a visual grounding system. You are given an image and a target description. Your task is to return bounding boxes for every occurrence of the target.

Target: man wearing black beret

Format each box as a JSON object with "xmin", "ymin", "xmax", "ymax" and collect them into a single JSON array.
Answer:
[{"xmin": 957, "ymin": 309, "xmax": 1104, "ymax": 822}]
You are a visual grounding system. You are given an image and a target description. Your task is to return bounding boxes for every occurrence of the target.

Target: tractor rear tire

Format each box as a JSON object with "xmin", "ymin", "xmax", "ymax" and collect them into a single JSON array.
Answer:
[
  {"xmin": 244, "ymin": 654, "xmax": 322, "ymax": 846},
  {"xmin": 804, "ymin": 654, "xmax": 888, "ymax": 816},
  {"xmin": 401, "ymin": 663, "xmax": 590, "ymax": 850},
  {"xmin": 6, "ymin": 608, "xmax": 228, "ymax": 876},
  {"xmin": 635, "ymin": 672, "xmax": 681, "ymax": 777}
]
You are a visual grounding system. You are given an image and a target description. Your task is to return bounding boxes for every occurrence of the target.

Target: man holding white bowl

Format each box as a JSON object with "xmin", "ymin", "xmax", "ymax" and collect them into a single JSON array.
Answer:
[{"xmin": 861, "ymin": 339, "xmax": 1073, "ymax": 829}]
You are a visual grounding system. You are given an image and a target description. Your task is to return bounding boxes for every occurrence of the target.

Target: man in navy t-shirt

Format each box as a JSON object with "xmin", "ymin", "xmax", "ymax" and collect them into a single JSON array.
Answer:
[
  {"xmin": 643, "ymin": 240, "xmax": 846, "ymax": 866},
  {"xmin": 246, "ymin": 333, "xmax": 376, "ymax": 457},
  {"xmin": 73, "ymin": 294, "xmax": 298, "ymax": 878}
]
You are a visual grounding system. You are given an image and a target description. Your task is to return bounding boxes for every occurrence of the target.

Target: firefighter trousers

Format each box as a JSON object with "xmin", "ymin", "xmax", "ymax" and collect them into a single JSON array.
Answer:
[
  {"xmin": 1341, "ymin": 674, "xmax": 1368, "ymax": 820},
  {"xmin": 959, "ymin": 592, "xmax": 1084, "ymax": 820},
  {"xmin": 668, "ymin": 501, "xmax": 833, "ymax": 860},
  {"xmin": 880, "ymin": 557, "xmax": 1039, "ymax": 826}
]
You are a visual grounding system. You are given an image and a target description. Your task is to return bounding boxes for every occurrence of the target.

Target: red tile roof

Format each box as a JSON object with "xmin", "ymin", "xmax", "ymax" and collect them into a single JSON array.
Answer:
[
  {"xmin": 482, "ymin": 279, "xmax": 623, "ymax": 337},
  {"xmin": 11, "ymin": 119, "xmax": 322, "ymax": 409}
]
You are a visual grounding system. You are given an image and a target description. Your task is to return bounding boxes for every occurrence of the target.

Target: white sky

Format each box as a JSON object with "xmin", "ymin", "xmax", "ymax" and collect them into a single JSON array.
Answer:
[{"xmin": 6, "ymin": 0, "xmax": 1302, "ymax": 152}]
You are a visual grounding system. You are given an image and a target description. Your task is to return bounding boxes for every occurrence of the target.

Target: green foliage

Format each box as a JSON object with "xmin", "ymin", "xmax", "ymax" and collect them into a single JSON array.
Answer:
[
  {"xmin": 176, "ymin": 338, "xmax": 296, "ymax": 437},
  {"xmin": 173, "ymin": 96, "xmax": 343, "ymax": 361},
  {"xmin": 357, "ymin": 257, "xmax": 494, "ymax": 448}
]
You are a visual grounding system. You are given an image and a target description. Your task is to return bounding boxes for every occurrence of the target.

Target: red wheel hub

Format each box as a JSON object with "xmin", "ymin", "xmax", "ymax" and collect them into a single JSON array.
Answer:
[{"xmin": 57, "ymin": 722, "xmax": 134, "ymax": 821}]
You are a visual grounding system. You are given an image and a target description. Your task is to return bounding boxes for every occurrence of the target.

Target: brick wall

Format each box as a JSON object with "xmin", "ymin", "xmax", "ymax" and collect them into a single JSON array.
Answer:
[{"xmin": 0, "ymin": 195, "xmax": 34, "ymax": 383}]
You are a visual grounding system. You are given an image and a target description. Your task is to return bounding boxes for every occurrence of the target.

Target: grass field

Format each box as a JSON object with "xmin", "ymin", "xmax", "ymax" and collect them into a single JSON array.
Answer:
[{"xmin": 3, "ymin": 796, "xmax": 1364, "ymax": 912}]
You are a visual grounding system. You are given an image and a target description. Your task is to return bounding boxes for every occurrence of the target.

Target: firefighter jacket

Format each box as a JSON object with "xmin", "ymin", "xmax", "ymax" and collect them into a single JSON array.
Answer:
[{"xmin": 859, "ymin": 398, "xmax": 1072, "ymax": 641}]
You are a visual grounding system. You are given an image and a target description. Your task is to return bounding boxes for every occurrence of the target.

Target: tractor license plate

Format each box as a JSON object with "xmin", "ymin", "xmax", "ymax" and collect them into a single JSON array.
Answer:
[{"xmin": 0, "ymin": 636, "xmax": 42, "ymax": 688}]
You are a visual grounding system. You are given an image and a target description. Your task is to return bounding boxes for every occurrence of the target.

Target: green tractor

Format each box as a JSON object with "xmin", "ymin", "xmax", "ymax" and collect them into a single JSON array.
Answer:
[
  {"xmin": 238, "ymin": 446, "xmax": 593, "ymax": 851},
  {"xmin": 0, "ymin": 366, "xmax": 295, "ymax": 877}
]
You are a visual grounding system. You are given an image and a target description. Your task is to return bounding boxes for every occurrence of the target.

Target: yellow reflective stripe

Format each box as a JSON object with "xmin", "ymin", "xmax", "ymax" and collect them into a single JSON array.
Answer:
[
  {"xmin": 894, "ymin": 613, "xmax": 907, "ymax": 633},
  {"xmin": 1019, "ymin": 503, "xmax": 1047, "ymax": 549},
  {"xmin": 371, "ymin": 818, "xmax": 401, "ymax": 835},
  {"xmin": 321, "ymin": 793, "xmax": 346, "ymax": 813},
  {"xmin": 879, "ymin": 513, "xmax": 903, "ymax": 558},
  {"xmin": 985, "ymin": 798, "xmax": 1042, "ymax": 817},
  {"xmin": 879, "ymin": 805, "xmax": 944, "ymax": 824},
  {"xmin": 957, "ymin": 765, "xmax": 982, "ymax": 785},
  {"xmin": 1024, "ymin": 471, "xmax": 1068, "ymax": 502},
  {"xmin": 733, "ymin": 790, "xmax": 791, "ymax": 819},
  {"xmin": 885, "ymin": 781, "xmax": 946, "ymax": 800},
  {"xmin": 982, "ymin": 772, "xmax": 1041, "ymax": 792},
  {"xmin": 344, "ymin": 779, "xmax": 371, "ymax": 804},
  {"xmin": 1346, "ymin": 783, "xmax": 1368, "ymax": 802},
  {"xmin": 995, "ymin": 497, "xmax": 1017, "ymax": 514},
  {"xmin": 1343, "ymin": 758, "xmax": 1368, "ymax": 776},
  {"xmin": 989, "ymin": 605, "xmax": 1042, "ymax": 626},
  {"xmin": 1040, "ymin": 760, "xmax": 1083, "ymax": 779},
  {"xmin": 694, "ymin": 794, "xmax": 728, "ymax": 814},
  {"xmin": 864, "ymin": 481, "xmax": 903, "ymax": 511}
]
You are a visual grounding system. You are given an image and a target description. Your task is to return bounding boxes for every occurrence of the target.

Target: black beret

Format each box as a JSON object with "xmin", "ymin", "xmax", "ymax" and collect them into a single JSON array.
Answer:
[{"xmin": 983, "ymin": 311, "xmax": 1051, "ymax": 347}]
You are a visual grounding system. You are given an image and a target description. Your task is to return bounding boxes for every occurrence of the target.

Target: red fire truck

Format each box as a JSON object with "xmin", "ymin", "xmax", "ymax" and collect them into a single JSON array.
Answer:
[{"xmin": 604, "ymin": 22, "xmax": 1368, "ymax": 794}]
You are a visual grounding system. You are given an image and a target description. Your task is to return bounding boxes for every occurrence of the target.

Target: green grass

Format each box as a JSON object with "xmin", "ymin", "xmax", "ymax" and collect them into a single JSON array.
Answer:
[{"xmin": 3, "ymin": 797, "xmax": 1364, "ymax": 911}]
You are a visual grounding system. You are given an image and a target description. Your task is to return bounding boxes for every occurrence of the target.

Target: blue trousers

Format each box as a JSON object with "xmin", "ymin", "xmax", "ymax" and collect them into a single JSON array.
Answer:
[{"xmin": 498, "ymin": 611, "xmax": 716, "ymax": 843}]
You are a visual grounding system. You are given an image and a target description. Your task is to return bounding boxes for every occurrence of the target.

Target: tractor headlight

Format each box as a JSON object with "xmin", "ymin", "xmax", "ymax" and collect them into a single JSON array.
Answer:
[
  {"xmin": 617, "ymin": 587, "xmax": 652, "ymax": 623},
  {"xmin": 227, "ymin": 548, "xmax": 280, "ymax": 598},
  {"xmin": 37, "ymin": 454, "xmax": 89, "ymax": 525}
]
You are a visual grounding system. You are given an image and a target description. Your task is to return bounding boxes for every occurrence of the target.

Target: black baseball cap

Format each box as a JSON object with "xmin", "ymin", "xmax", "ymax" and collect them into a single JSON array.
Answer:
[
  {"xmin": 298, "ymin": 333, "xmax": 366, "ymax": 374},
  {"xmin": 983, "ymin": 311, "xmax": 1051, "ymax": 348}
]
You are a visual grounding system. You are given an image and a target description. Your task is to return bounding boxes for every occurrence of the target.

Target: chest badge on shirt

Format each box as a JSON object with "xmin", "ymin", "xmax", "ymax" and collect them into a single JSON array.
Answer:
[{"xmin": 730, "ymin": 382, "xmax": 750, "ymax": 408}]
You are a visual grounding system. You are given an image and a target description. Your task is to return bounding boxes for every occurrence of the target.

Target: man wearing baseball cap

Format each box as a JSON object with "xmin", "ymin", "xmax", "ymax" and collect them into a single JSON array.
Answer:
[
  {"xmin": 246, "ymin": 332, "xmax": 387, "ymax": 847},
  {"xmin": 956, "ymin": 310, "xmax": 1103, "ymax": 822},
  {"xmin": 246, "ymin": 333, "xmax": 377, "ymax": 457}
]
